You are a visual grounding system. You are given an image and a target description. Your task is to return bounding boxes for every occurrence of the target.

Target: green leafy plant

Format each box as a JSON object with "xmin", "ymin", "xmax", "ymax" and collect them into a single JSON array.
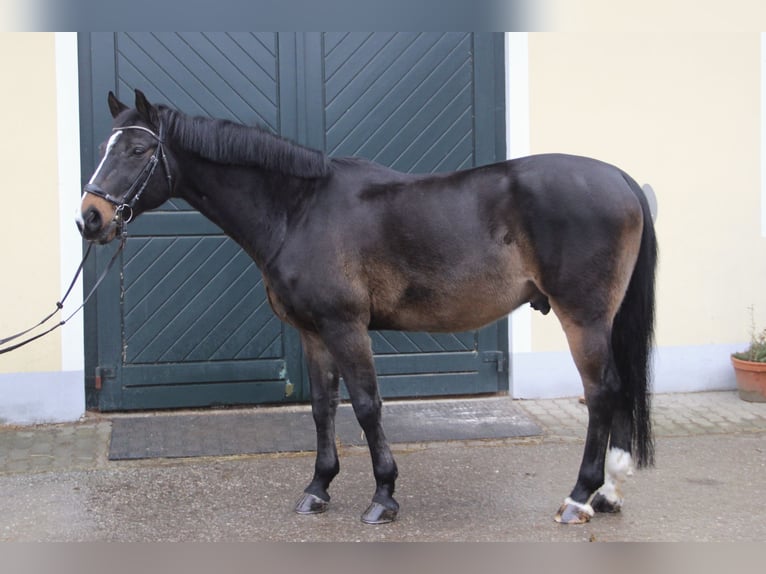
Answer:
[{"xmin": 733, "ymin": 306, "xmax": 766, "ymax": 363}]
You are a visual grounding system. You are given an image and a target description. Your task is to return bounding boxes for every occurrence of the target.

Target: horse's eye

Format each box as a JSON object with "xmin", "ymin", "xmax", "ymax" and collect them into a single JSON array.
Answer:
[{"xmin": 133, "ymin": 146, "xmax": 146, "ymax": 156}]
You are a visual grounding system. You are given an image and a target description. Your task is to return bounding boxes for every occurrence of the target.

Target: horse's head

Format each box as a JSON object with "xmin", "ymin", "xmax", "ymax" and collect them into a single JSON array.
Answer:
[{"xmin": 77, "ymin": 90, "xmax": 173, "ymax": 244}]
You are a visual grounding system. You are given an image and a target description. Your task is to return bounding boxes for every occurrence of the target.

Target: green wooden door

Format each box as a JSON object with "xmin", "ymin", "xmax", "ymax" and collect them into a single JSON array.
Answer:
[
  {"xmin": 314, "ymin": 33, "xmax": 508, "ymax": 397},
  {"xmin": 79, "ymin": 32, "xmax": 508, "ymax": 411}
]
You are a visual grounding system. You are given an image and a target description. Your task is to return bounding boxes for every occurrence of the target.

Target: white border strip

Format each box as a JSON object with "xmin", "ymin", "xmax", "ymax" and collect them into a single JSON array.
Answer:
[
  {"xmin": 762, "ymin": 32, "xmax": 766, "ymax": 237},
  {"xmin": 505, "ymin": 32, "xmax": 532, "ymax": 355},
  {"xmin": 513, "ymin": 344, "xmax": 740, "ymax": 399},
  {"xmin": 55, "ymin": 32, "xmax": 84, "ymax": 372},
  {"xmin": 505, "ymin": 33, "xmax": 530, "ymax": 161}
]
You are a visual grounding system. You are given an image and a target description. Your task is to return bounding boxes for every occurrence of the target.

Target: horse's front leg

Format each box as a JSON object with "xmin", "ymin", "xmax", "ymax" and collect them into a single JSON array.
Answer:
[
  {"xmin": 294, "ymin": 330, "xmax": 341, "ymax": 515},
  {"xmin": 318, "ymin": 320, "xmax": 399, "ymax": 524}
]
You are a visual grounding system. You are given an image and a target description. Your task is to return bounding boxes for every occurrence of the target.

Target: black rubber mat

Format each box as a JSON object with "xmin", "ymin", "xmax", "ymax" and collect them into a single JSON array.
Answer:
[{"xmin": 108, "ymin": 397, "xmax": 542, "ymax": 460}]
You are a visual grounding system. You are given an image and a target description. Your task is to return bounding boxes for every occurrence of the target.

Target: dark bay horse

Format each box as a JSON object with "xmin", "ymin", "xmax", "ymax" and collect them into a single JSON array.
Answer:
[{"xmin": 78, "ymin": 90, "xmax": 657, "ymax": 525}]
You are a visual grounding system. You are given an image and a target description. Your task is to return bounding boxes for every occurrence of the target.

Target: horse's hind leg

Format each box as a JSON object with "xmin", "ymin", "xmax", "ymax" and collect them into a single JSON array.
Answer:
[
  {"xmin": 568, "ymin": 332, "xmax": 633, "ymax": 513},
  {"xmin": 591, "ymin": 403, "xmax": 634, "ymax": 514},
  {"xmin": 553, "ymin": 314, "xmax": 621, "ymax": 524},
  {"xmin": 294, "ymin": 331, "xmax": 341, "ymax": 515}
]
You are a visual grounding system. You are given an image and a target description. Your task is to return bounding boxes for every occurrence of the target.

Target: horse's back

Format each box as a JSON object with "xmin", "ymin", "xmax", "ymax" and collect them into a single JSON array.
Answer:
[{"xmin": 275, "ymin": 153, "xmax": 645, "ymax": 333}]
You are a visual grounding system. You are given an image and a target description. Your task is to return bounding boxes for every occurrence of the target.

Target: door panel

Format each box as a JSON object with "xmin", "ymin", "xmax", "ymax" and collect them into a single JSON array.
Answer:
[
  {"xmin": 82, "ymin": 33, "xmax": 297, "ymax": 410},
  {"xmin": 320, "ymin": 33, "xmax": 507, "ymax": 397}
]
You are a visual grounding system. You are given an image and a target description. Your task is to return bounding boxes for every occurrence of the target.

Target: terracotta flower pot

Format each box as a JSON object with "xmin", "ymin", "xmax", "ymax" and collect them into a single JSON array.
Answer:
[{"xmin": 731, "ymin": 355, "xmax": 766, "ymax": 402}]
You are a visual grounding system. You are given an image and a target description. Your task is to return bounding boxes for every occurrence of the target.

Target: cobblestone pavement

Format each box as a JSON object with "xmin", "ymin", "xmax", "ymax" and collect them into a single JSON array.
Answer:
[
  {"xmin": 0, "ymin": 391, "xmax": 764, "ymax": 477},
  {"xmin": 0, "ymin": 417, "xmax": 111, "ymax": 475},
  {"xmin": 519, "ymin": 390, "xmax": 766, "ymax": 440}
]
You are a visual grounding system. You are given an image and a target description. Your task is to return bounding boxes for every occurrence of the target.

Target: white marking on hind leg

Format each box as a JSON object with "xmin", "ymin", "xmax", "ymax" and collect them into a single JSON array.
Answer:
[{"xmin": 596, "ymin": 447, "xmax": 634, "ymax": 508}]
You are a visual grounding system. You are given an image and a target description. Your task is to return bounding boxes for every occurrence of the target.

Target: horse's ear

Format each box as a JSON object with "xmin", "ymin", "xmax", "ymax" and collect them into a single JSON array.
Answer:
[
  {"xmin": 108, "ymin": 91, "xmax": 128, "ymax": 118},
  {"xmin": 134, "ymin": 89, "xmax": 159, "ymax": 128}
]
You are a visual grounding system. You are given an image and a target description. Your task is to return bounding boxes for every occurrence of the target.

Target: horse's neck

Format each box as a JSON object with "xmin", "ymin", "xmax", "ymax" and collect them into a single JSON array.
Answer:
[{"xmin": 175, "ymin": 159, "xmax": 296, "ymax": 268}]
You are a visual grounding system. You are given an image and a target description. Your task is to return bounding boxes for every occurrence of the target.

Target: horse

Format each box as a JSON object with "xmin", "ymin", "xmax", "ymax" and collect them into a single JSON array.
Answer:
[{"xmin": 78, "ymin": 90, "xmax": 657, "ymax": 525}]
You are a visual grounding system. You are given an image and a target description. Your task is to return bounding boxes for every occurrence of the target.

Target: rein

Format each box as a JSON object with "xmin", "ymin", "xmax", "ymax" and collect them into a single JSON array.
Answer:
[
  {"xmin": 0, "ymin": 232, "xmax": 126, "ymax": 355},
  {"xmin": 0, "ymin": 125, "xmax": 169, "ymax": 355}
]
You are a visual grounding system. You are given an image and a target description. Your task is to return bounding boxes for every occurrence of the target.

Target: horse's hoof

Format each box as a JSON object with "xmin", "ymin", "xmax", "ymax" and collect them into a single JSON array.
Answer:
[
  {"xmin": 361, "ymin": 501, "xmax": 398, "ymax": 525},
  {"xmin": 591, "ymin": 493, "xmax": 622, "ymax": 513},
  {"xmin": 554, "ymin": 498, "xmax": 594, "ymax": 524},
  {"xmin": 294, "ymin": 492, "xmax": 330, "ymax": 515}
]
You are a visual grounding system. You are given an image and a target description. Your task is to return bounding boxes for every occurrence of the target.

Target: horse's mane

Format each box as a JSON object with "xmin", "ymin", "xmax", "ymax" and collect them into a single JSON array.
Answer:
[{"xmin": 160, "ymin": 107, "xmax": 330, "ymax": 179}]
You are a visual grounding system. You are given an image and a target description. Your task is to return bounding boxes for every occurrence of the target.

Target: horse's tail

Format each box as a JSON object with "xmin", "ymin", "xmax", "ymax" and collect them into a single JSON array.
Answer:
[{"xmin": 612, "ymin": 173, "xmax": 658, "ymax": 469}]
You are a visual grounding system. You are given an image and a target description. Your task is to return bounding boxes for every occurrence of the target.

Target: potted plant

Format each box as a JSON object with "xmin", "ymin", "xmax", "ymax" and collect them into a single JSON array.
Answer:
[{"xmin": 731, "ymin": 310, "xmax": 766, "ymax": 402}]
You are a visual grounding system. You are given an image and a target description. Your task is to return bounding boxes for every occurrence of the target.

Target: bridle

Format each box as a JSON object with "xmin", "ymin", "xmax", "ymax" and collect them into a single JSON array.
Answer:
[{"xmin": 82, "ymin": 123, "xmax": 173, "ymax": 225}]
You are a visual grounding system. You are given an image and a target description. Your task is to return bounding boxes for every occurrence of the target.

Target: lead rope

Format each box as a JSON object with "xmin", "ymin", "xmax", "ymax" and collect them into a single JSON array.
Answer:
[
  {"xmin": 6, "ymin": 123, "xmax": 169, "ymax": 355},
  {"xmin": 0, "ymin": 232, "xmax": 126, "ymax": 355}
]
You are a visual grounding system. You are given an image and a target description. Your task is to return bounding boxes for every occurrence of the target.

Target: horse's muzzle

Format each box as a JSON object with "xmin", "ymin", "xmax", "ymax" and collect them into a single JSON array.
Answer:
[{"xmin": 77, "ymin": 205, "xmax": 118, "ymax": 244}]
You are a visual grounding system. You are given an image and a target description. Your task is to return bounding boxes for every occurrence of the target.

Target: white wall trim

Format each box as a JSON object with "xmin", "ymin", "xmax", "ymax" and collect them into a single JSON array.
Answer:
[
  {"xmin": 505, "ymin": 32, "xmax": 532, "ymax": 358},
  {"xmin": 505, "ymin": 33, "xmax": 530, "ymax": 161},
  {"xmin": 761, "ymin": 32, "xmax": 766, "ymax": 237},
  {"xmin": 513, "ymin": 343, "xmax": 740, "ymax": 399},
  {"xmin": 55, "ymin": 32, "xmax": 84, "ymax": 374},
  {"xmin": 0, "ymin": 371, "xmax": 85, "ymax": 425}
]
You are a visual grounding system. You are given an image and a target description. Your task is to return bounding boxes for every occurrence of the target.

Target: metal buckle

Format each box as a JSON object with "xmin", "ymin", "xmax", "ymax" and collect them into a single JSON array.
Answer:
[{"xmin": 115, "ymin": 204, "xmax": 134, "ymax": 224}]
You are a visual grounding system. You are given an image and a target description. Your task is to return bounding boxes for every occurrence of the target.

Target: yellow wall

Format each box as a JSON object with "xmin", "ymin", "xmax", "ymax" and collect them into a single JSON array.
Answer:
[
  {"xmin": 528, "ymin": 32, "xmax": 765, "ymax": 351},
  {"xmin": 544, "ymin": 1, "xmax": 766, "ymax": 33},
  {"xmin": 0, "ymin": 33, "xmax": 61, "ymax": 373}
]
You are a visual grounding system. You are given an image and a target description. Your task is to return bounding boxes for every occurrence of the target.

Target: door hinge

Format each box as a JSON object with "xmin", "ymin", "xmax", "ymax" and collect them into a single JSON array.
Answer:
[
  {"xmin": 482, "ymin": 351, "xmax": 506, "ymax": 373},
  {"xmin": 94, "ymin": 366, "xmax": 115, "ymax": 390}
]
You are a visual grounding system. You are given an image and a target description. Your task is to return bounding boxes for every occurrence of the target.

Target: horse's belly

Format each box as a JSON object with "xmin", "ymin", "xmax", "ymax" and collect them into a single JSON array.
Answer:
[{"xmin": 370, "ymin": 276, "xmax": 532, "ymax": 333}]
